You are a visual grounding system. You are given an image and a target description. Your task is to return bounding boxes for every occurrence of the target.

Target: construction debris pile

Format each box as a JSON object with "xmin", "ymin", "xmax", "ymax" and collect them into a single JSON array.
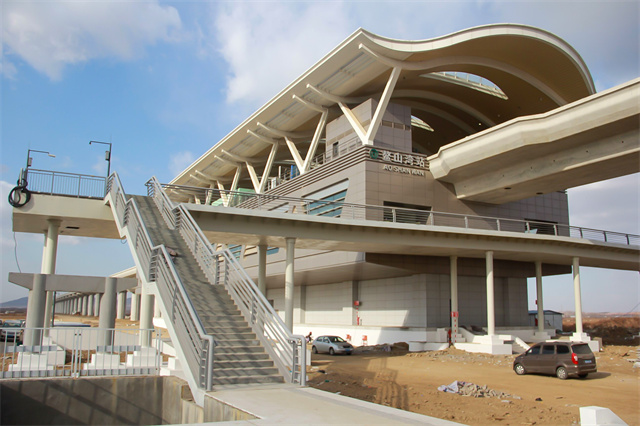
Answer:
[{"xmin": 437, "ymin": 380, "xmax": 520, "ymax": 400}]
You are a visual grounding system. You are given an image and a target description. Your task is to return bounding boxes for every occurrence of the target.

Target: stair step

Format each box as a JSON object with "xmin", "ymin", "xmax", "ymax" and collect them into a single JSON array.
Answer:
[
  {"xmin": 215, "ymin": 360, "xmax": 275, "ymax": 369},
  {"xmin": 215, "ymin": 341, "xmax": 262, "ymax": 349},
  {"xmin": 214, "ymin": 352, "xmax": 269, "ymax": 361},
  {"xmin": 212, "ymin": 366, "xmax": 279, "ymax": 377},
  {"xmin": 212, "ymin": 375, "xmax": 284, "ymax": 386},
  {"xmin": 210, "ymin": 332, "xmax": 257, "ymax": 340},
  {"xmin": 208, "ymin": 325, "xmax": 254, "ymax": 334}
]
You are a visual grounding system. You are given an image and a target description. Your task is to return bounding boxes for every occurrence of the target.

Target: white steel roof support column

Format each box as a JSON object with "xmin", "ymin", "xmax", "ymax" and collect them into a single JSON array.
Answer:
[
  {"xmin": 285, "ymin": 137, "xmax": 305, "ymax": 172},
  {"xmin": 258, "ymin": 143, "xmax": 279, "ymax": 193},
  {"xmin": 366, "ymin": 66, "xmax": 401, "ymax": 145},
  {"xmin": 292, "ymin": 95, "xmax": 329, "ymax": 173},
  {"xmin": 246, "ymin": 163, "xmax": 261, "ymax": 193},
  {"xmin": 338, "ymin": 102, "xmax": 368, "ymax": 144},
  {"xmin": 486, "ymin": 250, "xmax": 495, "ymax": 336},
  {"xmin": 303, "ymin": 109, "xmax": 328, "ymax": 172}
]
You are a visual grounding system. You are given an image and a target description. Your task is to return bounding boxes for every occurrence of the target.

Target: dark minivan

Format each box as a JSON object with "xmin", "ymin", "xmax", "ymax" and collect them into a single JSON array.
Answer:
[{"xmin": 513, "ymin": 341, "xmax": 597, "ymax": 379}]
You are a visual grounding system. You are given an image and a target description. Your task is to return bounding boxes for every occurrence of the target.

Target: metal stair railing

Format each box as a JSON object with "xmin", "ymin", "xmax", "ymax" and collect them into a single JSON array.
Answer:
[
  {"xmin": 106, "ymin": 173, "xmax": 215, "ymax": 391},
  {"xmin": 147, "ymin": 177, "xmax": 306, "ymax": 386}
]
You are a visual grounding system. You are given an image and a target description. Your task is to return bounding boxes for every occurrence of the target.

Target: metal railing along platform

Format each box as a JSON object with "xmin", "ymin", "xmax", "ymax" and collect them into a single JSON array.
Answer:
[
  {"xmin": 160, "ymin": 184, "xmax": 639, "ymax": 246},
  {"xmin": 1, "ymin": 326, "xmax": 161, "ymax": 379},
  {"xmin": 24, "ymin": 169, "xmax": 107, "ymax": 198}
]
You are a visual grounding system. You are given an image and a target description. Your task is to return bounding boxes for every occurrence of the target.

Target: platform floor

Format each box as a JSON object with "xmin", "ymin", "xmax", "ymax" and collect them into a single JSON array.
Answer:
[{"xmin": 198, "ymin": 383, "xmax": 462, "ymax": 425}]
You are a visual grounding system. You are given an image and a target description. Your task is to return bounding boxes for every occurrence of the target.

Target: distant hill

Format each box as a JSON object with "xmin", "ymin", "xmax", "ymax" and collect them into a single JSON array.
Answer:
[{"xmin": 0, "ymin": 297, "xmax": 28, "ymax": 308}]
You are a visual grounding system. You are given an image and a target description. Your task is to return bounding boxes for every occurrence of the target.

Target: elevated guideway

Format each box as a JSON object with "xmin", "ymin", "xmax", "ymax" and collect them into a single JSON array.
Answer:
[
  {"xmin": 104, "ymin": 174, "xmax": 306, "ymax": 405},
  {"xmin": 428, "ymin": 78, "xmax": 640, "ymax": 204}
]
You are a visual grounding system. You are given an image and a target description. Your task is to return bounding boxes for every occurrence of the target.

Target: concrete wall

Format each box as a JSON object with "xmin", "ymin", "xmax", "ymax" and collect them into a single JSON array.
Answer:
[{"xmin": 0, "ymin": 376, "xmax": 209, "ymax": 426}]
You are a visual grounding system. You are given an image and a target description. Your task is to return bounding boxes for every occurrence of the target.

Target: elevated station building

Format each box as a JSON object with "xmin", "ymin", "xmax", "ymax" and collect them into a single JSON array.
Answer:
[
  {"xmin": 8, "ymin": 24, "xmax": 639, "ymax": 401},
  {"xmin": 163, "ymin": 25, "xmax": 639, "ymax": 351}
]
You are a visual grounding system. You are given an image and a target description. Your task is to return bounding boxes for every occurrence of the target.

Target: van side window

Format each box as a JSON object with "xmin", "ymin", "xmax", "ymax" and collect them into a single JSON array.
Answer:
[
  {"xmin": 542, "ymin": 345, "xmax": 555, "ymax": 355},
  {"xmin": 528, "ymin": 346, "xmax": 540, "ymax": 355},
  {"xmin": 557, "ymin": 345, "xmax": 570, "ymax": 354}
]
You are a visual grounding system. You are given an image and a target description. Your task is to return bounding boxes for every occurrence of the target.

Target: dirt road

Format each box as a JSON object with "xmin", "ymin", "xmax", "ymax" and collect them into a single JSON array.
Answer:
[{"xmin": 307, "ymin": 346, "xmax": 640, "ymax": 425}]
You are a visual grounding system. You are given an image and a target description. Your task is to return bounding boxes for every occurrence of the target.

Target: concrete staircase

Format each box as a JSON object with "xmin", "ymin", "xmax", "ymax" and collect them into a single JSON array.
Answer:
[{"xmin": 132, "ymin": 195, "xmax": 283, "ymax": 387}]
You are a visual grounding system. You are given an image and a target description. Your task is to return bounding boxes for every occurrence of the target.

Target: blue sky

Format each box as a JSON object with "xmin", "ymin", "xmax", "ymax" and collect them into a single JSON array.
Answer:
[{"xmin": 1, "ymin": 1, "xmax": 638, "ymax": 312}]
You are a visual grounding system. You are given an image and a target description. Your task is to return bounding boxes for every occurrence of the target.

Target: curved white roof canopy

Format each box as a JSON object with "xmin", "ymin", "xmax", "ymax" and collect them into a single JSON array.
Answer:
[{"xmin": 172, "ymin": 24, "xmax": 594, "ymax": 191}]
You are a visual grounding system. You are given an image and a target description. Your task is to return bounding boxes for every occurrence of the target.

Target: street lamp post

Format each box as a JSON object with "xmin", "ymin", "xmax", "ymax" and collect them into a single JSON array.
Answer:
[
  {"xmin": 89, "ymin": 140, "xmax": 112, "ymax": 177},
  {"xmin": 25, "ymin": 149, "xmax": 56, "ymax": 171}
]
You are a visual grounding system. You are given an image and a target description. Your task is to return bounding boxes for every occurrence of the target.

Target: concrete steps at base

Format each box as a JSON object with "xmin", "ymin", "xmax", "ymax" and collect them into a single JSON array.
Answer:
[
  {"xmin": 215, "ymin": 359, "xmax": 275, "ymax": 369},
  {"xmin": 215, "ymin": 352, "xmax": 270, "ymax": 361},
  {"xmin": 212, "ymin": 366, "xmax": 279, "ymax": 378},
  {"xmin": 212, "ymin": 374, "xmax": 284, "ymax": 386}
]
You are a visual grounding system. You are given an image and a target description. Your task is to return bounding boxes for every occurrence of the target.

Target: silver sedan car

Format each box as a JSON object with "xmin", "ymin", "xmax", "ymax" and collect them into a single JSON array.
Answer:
[{"xmin": 312, "ymin": 335, "xmax": 353, "ymax": 355}]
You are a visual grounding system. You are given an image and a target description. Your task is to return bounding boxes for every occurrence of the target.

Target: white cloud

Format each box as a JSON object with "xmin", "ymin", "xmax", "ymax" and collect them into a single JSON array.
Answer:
[
  {"xmin": 169, "ymin": 151, "xmax": 195, "ymax": 178},
  {"xmin": 212, "ymin": 2, "xmax": 352, "ymax": 108},
  {"xmin": 2, "ymin": 0, "xmax": 182, "ymax": 80}
]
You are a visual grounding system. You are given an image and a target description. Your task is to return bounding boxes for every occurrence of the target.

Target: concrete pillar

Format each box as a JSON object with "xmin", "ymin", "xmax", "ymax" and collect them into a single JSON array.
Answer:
[
  {"xmin": 82, "ymin": 295, "xmax": 89, "ymax": 316},
  {"xmin": 116, "ymin": 291, "xmax": 126, "ymax": 319},
  {"xmin": 284, "ymin": 237, "xmax": 296, "ymax": 332},
  {"xmin": 450, "ymin": 256, "xmax": 459, "ymax": 343},
  {"xmin": 139, "ymin": 289, "xmax": 154, "ymax": 347},
  {"xmin": 87, "ymin": 294, "xmax": 94, "ymax": 317},
  {"xmin": 94, "ymin": 293, "xmax": 101, "ymax": 317},
  {"xmin": 258, "ymin": 244, "xmax": 267, "ymax": 295},
  {"xmin": 99, "ymin": 277, "xmax": 117, "ymax": 348},
  {"xmin": 535, "ymin": 261, "xmax": 545, "ymax": 333},
  {"xmin": 153, "ymin": 296, "xmax": 161, "ymax": 318},
  {"xmin": 130, "ymin": 290, "xmax": 140, "ymax": 321},
  {"xmin": 24, "ymin": 274, "xmax": 47, "ymax": 347},
  {"xmin": 42, "ymin": 219, "xmax": 60, "ymax": 332},
  {"xmin": 573, "ymin": 257, "xmax": 584, "ymax": 336},
  {"xmin": 486, "ymin": 251, "xmax": 495, "ymax": 336}
]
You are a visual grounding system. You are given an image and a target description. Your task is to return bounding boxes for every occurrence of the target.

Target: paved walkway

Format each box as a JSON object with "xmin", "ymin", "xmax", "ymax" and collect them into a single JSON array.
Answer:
[{"xmin": 199, "ymin": 383, "xmax": 462, "ymax": 425}]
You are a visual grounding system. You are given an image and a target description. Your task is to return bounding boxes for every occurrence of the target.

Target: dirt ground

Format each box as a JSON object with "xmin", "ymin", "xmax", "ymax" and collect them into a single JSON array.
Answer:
[{"xmin": 307, "ymin": 345, "xmax": 639, "ymax": 425}]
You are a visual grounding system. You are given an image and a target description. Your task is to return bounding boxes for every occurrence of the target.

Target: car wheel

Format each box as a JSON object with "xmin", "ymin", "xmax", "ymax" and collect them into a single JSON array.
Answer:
[
  {"xmin": 347, "ymin": 352, "xmax": 352, "ymax": 355},
  {"xmin": 329, "ymin": 347, "xmax": 335, "ymax": 355},
  {"xmin": 514, "ymin": 363, "xmax": 526, "ymax": 375},
  {"xmin": 312, "ymin": 346, "xmax": 318, "ymax": 354},
  {"xmin": 556, "ymin": 366, "xmax": 568, "ymax": 380},
  {"xmin": 578, "ymin": 373, "xmax": 588, "ymax": 379}
]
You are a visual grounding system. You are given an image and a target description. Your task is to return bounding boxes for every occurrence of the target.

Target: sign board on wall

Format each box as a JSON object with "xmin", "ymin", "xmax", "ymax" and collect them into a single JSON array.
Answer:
[{"xmin": 369, "ymin": 148, "xmax": 430, "ymax": 176}]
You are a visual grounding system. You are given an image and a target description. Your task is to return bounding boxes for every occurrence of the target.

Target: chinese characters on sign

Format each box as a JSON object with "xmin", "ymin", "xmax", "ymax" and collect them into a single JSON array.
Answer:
[{"xmin": 369, "ymin": 148, "xmax": 429, "ymax": 170}]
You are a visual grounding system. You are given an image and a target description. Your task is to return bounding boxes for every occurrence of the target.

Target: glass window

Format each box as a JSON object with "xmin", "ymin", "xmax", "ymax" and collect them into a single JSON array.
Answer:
[
  {"xmin": 557, "ymin": 345, "xmax": 570, "ymax": 354},
  {"xmin": 528, "ymin": 346, "xmax": 540, "ymax": 355},
  {"xmin": 572, "ymin": 344, "xmax": 593, "ymax": 355},
  {"xmin": 542, "ymin": 345, "xmax": 555, "ymax": 355}
]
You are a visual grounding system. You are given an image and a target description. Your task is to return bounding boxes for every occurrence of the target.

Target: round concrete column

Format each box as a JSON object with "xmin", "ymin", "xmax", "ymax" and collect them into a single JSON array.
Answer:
[
  {"xmin": 535, "ymin": 261, "xmax": 545, "ymax": 333},
  {"xmin": 130, "ymin": 291, "xmax": 140, "ymax": 321},
  {"xmin": 573, "ymin": 257, "xmax": 584, "ymax": 335},
  {"xmin": 24, "ymin": 274, "xmax": 47, "ymax": 347},
  {"xmin": 99, "ymin": 278, "xmax": 118, "ymax": 348},
  {"xmin": 116, "ymin": 291, "xmax": 126, "ymax": 319},
  {"xmin": 139, "ymin": 289, "xmax": 154, "ymax": 347},
  {"xmin": 284, "ymin": 237, "xmax": 296, "ymax": 332},
  {"xmin": 258, "ymin": 244, "xmax": 267, "ymax": 295},
  {"xmin": 486, "ymin": 251, "xmax": 495, "ymax": 336},
  {"xmin": 450, "ymin": 256, "xmax": 458, "ymax": 343},
  {"xmin": 87, "ymin": 294, "xmax": 94, "ymax": 317},
  {"xmin": 94, "ymin": 293, "xmax": 101, "ymax": 317},
  {"xmin": 81, "ymin": 295, "xmax": 89, "ymax": 316},
  {"xmin": 42, "ymin": 219, "xmax": 61, "ymax": 331}
]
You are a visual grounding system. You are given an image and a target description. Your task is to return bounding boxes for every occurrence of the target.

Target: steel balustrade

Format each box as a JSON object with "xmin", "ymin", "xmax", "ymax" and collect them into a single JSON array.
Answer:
[
  {"xmin": 106, "ymin": 173, "xmax": 215, "ymax": 390},
  {"xmin": 161, "ymin": 183, "xmax": 639, "ymax": 246},
  {"xmin": 24, "ymin": 169, "xmax": 107, "ymax": 198},
  {"xmin": 146, "ymin": 177, "xmax": 306, "ymax": 386}
]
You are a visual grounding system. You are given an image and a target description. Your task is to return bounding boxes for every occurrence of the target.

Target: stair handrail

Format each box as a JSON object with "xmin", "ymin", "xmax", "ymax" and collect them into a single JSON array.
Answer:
[
  {"xmin": 106, "ymin": 173, "xmax": 215, "ymax": 390},
  {"xmin": 147, "ymin": 176, "xmax": 306, "ymax": 386}
]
